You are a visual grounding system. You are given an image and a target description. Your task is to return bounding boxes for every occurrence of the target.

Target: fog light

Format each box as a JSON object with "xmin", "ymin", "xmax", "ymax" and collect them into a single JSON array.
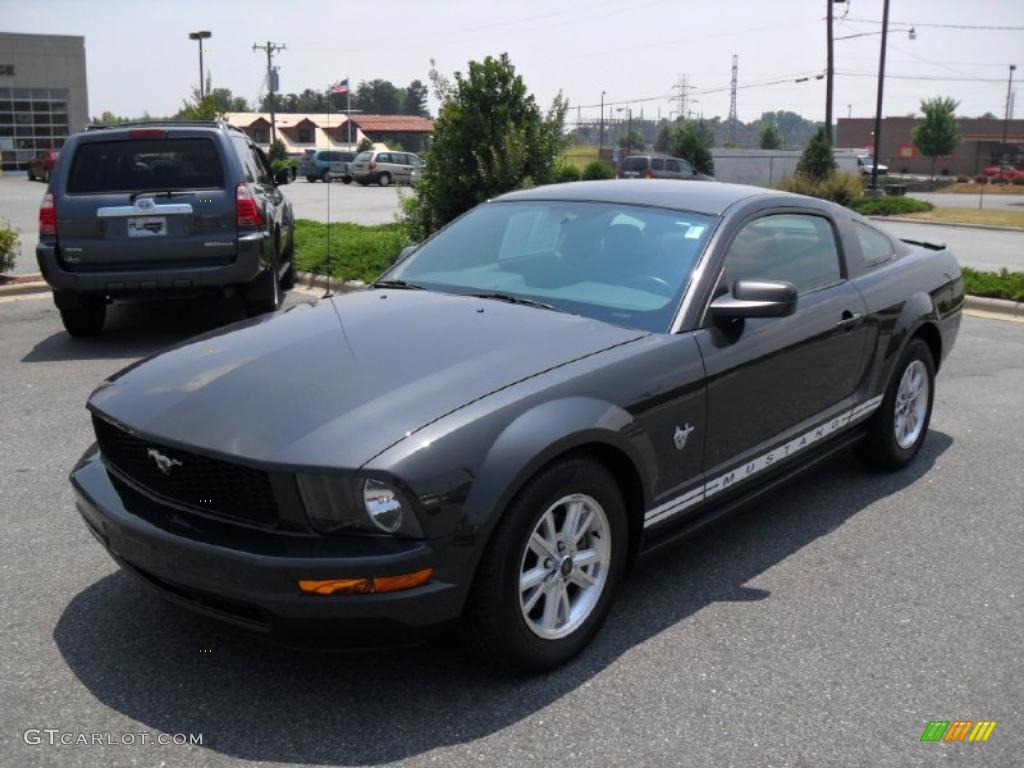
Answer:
[
  {"xmin": 363, "ymin": 479, "xmax": 405, "ymax": 533},
  {"xmin": 299, "ymin": 568, "xmax": 434, "ymax": 595}
]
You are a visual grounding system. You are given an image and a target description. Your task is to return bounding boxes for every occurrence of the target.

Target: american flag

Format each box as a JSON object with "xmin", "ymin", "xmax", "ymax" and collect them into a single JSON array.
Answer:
[{"xmin": 329, "ymin": 79, "xmax": 350, "ymax": 95}]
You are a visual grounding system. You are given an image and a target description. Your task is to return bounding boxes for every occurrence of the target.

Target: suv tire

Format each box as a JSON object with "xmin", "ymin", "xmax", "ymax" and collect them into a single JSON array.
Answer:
[
  {"xmin": 341, "ymin": 176, "xmax": 352, "ymax": 185},
  {"xmin": 279, "ymin": 232, "xmax": 296, "ymax": 290},
  {"xmin": 59, "ymin": 296, "xmax": 106, "ymax": 337},
  {"xmin": 305, "ymin": 175, "xmax": 317, "ymax": 183},
  {"xmin": 244, "ymin": 258, "xmax": 282, "ymax": 317},
  {"xmin": 378, "ymin": 172, "xmax": 391, "ymax": 187},
  {"xmin": 465, "ymin": 457, "xmax": 627, "ymax": 672},
  {"xmin": 320, "ymin": 169, "xmax": 331, "ymax": 183},
  {"xmin": 856, "ymin": 338, "xmax": 935, "ymax": 470}
]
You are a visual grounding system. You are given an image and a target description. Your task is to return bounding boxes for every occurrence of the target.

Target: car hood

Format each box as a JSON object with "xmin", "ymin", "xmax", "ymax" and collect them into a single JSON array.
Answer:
[{"xmin": 89, "ymin": 290, "xmax": 646, "ymax": 470}]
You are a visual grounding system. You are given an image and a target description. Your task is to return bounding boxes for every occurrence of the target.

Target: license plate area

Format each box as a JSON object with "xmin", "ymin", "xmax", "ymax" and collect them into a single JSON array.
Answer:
[{"xmin": 127, "ymin": 216, "xmax": 167, "ymax": 237}]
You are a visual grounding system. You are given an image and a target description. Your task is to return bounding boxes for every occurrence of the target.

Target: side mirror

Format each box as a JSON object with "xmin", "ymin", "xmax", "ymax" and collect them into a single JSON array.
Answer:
[
  {"xmin": 709, "ymin": 279, "xmax": 798, "ymax": 320},
  {"xmin": 273, "ymin": 167, "xmax": 293, "ymax": 186}
]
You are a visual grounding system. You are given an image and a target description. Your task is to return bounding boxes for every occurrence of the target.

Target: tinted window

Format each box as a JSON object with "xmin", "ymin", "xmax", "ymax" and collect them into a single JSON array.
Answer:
[
  {"xmin": 339, "ymin": 152, "xmax": 355, "ymax": 162},
  {"xmin": 651, "ymin": 158, "xmax": 665, "ymax": 171},
  {"xmin": 377, "ymin": 153, "xmax": 391, "ymax": 163},
  {"xmin": 322, "ymin": 151, "xmax": 339, "ymax": 161},
  {"xmin": 68, "ymin": 138, "xmax": 224, "ymax": 193},
  {"xmin": 854, "ymin": 221, "xmax": 894, "ymax": 267},
  {"xmin": 620, "ymin": 157, "xmax": 647, "ymax": 172},
  {"xmin": 354, "ymin": 151, "xmax": 371, "ymax": 163},
  {"xmin": 677, "ymin": 158, "xmax": 694, "ymax": 174},
  {"xmin": 250, "ymin": 145, "xmax": 272, "ymax": 184},
  {"xmin": 409, "ymin": 154, "xmax": 423, "ymax": 166},
  {"xmin": 664, "ymin": 159, "xmax": 680, "ymax": 173},
  {"xmin": 720, "ymin": 214, "xmax": 841, "ymax": 294},
  {"xmin": 233, "ymin": 137, "xmax": 258, "ymax": 182},
  {"xmin": 389, "ymin": 201, "xmax": 717, "ymax": 333}
]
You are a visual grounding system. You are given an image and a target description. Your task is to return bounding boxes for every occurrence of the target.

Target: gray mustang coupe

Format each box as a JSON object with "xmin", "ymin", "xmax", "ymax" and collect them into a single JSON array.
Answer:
[{"xmin": 72, "ymin": 180, "xmax": 963, "ymax": 671}]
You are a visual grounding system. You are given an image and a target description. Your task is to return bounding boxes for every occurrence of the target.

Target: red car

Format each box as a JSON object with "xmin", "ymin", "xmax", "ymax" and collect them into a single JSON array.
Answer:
[
  {"xmin": 27, "ymin": 149, "xmax": 59, "ymax": 183},
  {"xmin": 982, "ymin": 164, "xmax": 1022, "ymax": 181}
]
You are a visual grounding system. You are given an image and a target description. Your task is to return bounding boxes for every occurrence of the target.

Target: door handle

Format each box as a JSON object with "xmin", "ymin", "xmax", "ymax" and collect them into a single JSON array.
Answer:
[{"xmin": 837, "ymin": 310, "xmax": 864, "ymax": 330}]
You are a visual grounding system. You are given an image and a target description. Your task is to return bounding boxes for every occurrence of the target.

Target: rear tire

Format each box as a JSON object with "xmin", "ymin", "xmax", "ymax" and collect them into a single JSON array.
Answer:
[
  {"xmin": 244, "ymin": 258, "xmax": 283, "ymax": 317},
  {"xmin": 305, "ymin": 175, "xmax": 317, "ymax": 183},
  {"xmin": 279, "ymin": 232, "xmax": 296, "ymax": 290},
  {"xmin": 59, "ymin": 297, "xmax": 106, "ymax": 337},
  {"xmin": 464, "ymin": 457, "xmax": 628, "ymax": 672},
  {"xmin": 27, "ymin": 169, "xmax": 35, "ymax": 181},
  {"xmin": 378, "ymin": 172, "xmax": 391, "ymax": 187},
  {"xmin": 855, "ymin": 338, "xmax": 935, "ymax": 470},
  {"xmin": 341, "ymin": 176, "xmax": 352, "ymax": 185},
  {"xmin": 320, "ymin": 169, "xmax": 330, "ymax": 183}
]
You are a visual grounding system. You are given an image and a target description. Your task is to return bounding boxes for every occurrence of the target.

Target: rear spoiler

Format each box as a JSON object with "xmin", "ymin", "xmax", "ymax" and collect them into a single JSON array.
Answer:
[{"xmin": 900, "ymin": 237, "xmax": 946, "ymax": 251}]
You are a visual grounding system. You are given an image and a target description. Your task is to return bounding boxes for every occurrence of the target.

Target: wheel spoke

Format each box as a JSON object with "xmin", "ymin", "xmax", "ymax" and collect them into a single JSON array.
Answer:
[
  {"xmin": 522, "ymin": 582, "xmax": 545, "ymax": 614},
  {"xmin": 541, "ymin": 581, "xmax": 561, "ymax": 629},
  {"xmin": 574, "ymin": 548, "xmax": 601, "ymax": 570},
  {"xmin": 573, "ymin": 509, "xmax": 594, "ymax": 545},
  {"xmin": 529, "ymin": 532, "xmax": 556, "ymax": 561},
  {"xmin": 520, "ymin": 566, "xmax": 548, "ymax": 593},
  {"xmin": 570, "ymin": 567, "xmax": 596, "ymax": 588},
  {"xmin": 557, "ymin": 582, "xmax": 571, "ymax": 624},
  {"xmin": 563, "ymin": 501, "xmax": 583, "ymax": 545}
]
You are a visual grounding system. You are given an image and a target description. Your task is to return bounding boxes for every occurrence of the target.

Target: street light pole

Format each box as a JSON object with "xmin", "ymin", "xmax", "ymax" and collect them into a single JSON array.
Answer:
[
  {"xmin": 869, "ymin": 0, "xmax": 890, "ymax": 192},
  {"xmin": 1004, "ymin": 64, "xmax": 1017, "ymax": 164},
  {"xmin": 188, "ymin": 31, "xmax": 211, "ymax": 98},
  {"xmin": 599, "ymin": 91, "xmax": 606, "ymax": 158}
]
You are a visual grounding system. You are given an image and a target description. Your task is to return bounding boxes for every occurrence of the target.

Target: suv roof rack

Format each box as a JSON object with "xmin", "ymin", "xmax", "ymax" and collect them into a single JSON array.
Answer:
[{"xmin": 85, "ymin": 119, "xmax": 245, "ymax": 134}]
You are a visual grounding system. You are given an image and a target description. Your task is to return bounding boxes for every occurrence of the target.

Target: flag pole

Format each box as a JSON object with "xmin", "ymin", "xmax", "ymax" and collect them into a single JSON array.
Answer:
[
  {"xmin": 347, "ymin": 78, "xmax": 352, "ymax": 146},
  {"xmin": 323, "ymin": 83, "xmax": 332, "ymax": 298}
]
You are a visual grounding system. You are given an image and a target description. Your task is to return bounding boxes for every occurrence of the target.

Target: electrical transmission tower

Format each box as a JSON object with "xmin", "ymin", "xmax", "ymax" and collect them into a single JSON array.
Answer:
[
  {"xmin": 672, "ymin": 75, "xmax": 691, "ymax": 121},
  {"xmin": 252, "ymin": 41, "xmax": 286, "ymax": 143},
  {"xmin": 728, "ymin": 55, "xmax": 739, "ymax": 144}
]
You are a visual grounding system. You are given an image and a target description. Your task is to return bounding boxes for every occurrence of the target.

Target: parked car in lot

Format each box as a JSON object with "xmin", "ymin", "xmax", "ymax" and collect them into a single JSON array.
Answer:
[
  {"xmin": 72, "ymin": 180, "xmax": 962, "ymax": 671},
  {"xmin": 27, "ymin": 149, "xmax": 60, "ymax": 183},
  {"xmin": 36, "ymin": 120, "xmax": 295, "ymax": 337},
  {"xmin": 981, "ymin": 163, "xmax": 1022, "ymax": 180},
  {"xmin": 856, "ymin": 155, "xmax": 889, "ymax": 176},
  {"xmin": 617, "ymin": 154, "xmax": 714, "ymax": 181},
  {"xmin": 298, "ymin": 149, "xmax": 356, "ymax": 183},
  {"xmin": 350, "ymin": 150, "xmax": 424, "ymax": 186}
]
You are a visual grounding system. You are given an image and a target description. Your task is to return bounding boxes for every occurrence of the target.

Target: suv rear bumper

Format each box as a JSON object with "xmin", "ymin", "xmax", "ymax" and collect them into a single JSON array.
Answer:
[{"xmin": 36, "ymin": 232, "xmax": 269, "ymax": 296}]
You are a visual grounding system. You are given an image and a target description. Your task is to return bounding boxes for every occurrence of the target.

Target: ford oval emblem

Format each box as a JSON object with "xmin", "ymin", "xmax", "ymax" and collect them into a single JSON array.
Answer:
[{"xmin": 136, "ymin": 197, "xmax": 154, "ymax": 211}]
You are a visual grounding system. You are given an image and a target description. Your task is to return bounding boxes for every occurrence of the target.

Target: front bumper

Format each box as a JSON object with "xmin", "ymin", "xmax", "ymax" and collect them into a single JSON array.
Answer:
[
  {"xmin": 70, "ymin": 449, "xmax": 469, "ymax": 646},
  {"xmin": 36, "ymin": 232, "xmax": 268, "ymax": 296}
]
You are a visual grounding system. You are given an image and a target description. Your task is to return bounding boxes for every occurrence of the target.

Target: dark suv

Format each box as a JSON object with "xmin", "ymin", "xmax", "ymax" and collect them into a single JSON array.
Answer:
[
  {"xmin": 36, "ymin": 121, "xmax": 295, "ymax": 336},
  {"xmin": 617, "ymin": 154, "xmax": 715, "ymax": 181}
]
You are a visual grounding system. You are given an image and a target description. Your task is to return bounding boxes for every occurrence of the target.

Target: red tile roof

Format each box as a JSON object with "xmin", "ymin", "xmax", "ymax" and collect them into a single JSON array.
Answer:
[{"xmin": 352, "ymin": 115, "xmax": 434, "ymax": 133}]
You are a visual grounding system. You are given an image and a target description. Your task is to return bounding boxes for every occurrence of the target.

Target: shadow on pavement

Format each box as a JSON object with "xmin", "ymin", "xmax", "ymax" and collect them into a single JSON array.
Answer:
[{"xmin": 54, "ymin": 433, "xmax": 952, "ymax": 765}]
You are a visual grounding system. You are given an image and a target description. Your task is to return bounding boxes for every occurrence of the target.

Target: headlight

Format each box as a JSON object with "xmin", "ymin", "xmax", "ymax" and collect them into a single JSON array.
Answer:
[{"xmin": 296, "ymin": 474, "xmax": 424, "ymax": 537}]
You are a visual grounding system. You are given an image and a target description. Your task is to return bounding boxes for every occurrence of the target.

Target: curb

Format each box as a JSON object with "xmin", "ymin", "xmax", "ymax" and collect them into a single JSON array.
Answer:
[
  {"xmin": 964, "ymin": 294, "xmax": 1023, "ymax": 320},
  {"xmin": 0, "ymin": 273, "xmax": 47, "ymax": 297},
  {"xmin": 296, "ymin": 271, "xmax": 366, "ymax": 293},
  {"xmin": 870, "ymin": 216, "xmax": 1024, "ymax": 233}
]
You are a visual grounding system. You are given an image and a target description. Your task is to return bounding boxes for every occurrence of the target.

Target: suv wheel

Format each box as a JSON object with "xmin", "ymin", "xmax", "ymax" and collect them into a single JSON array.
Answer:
[
  {"xmin": 59, "ymin": 296, "xmax": 106, "ymax": 337},
  {"xmin": 279, "ymin": 232, "xmax": 296, "ymax": 290},
  {"xmin": 465, "ymin": 457, "xmax": 627, "ymax": 671},
  {"xmin": 305, "ymin": 175, "xmax": 318, "ymax": 183},
  {"xmin": 320, "ymin": 169, "xmax": 331, "ymax": 183},
  {"xmin": 244, "ymin": 258, "xmax": 282, "ymax": 317},
  {"xmin": 856, "ymin": 338, "xmax": 935, "ymax": 470},
  {"xmin": 378, "ymin": 172, "xmax": 391, "ymax": 187},
  {"xmin": 341, "ymin": 175, "xmax": 352, "ymax": 185},
  {"xmin": 27, "ymin": 168, "xmax": 36, "ymax": 181}
]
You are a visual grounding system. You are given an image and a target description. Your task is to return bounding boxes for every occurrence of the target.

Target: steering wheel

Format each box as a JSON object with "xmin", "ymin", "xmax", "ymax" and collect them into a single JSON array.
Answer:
[{"xmin": 627, "ymin": 274, "xmax": 673, "ymax": 295}]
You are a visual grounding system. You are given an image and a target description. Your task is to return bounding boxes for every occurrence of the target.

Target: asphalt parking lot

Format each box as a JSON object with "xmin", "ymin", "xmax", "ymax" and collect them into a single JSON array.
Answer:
[{"xmin": 1, "ymin": 288, "xmax": 1021, "ymax": 767}]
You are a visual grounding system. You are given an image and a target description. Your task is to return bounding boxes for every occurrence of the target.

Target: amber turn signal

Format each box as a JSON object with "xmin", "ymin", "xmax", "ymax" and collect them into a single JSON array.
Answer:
[{"xmin": 298, "ymin": 568, "xmax": 434, "ymax": 596}]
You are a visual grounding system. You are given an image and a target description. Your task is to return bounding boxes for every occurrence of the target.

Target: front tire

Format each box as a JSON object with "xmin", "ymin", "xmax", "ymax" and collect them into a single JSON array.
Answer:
[
  {"xmin": 856, "ymin": 338, "xmax": 935, "ymax": 470},
  {"xmin": 59, "ymin": 296, "xmax": 106, "ymax": 337},
  {"xmin": 465, "ymin": 457, "xmax": 627, "ymax": 672},
  {"xmin": 378, "ymin": 172, "xmax": 391, "ymax": 187}
]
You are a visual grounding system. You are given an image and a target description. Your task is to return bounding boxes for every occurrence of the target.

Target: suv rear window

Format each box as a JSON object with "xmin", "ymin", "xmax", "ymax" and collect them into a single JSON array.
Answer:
[
  {"xmin": 620, "ymin": 157, "xmax": 647, "ymax": 172},
  {"xmin": 67, "ymin": 138, "xmax": 224, "ymax": 193},
  {"xmin": 354, "ymin": 152, "xmax": 372, "ymax": 163}
]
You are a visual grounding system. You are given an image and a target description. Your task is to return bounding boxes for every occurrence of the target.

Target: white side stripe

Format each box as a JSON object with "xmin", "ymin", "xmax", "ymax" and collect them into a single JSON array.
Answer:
[{"xmin": 644, "ymin": 395, "xmax": 885, "ymax": 529}]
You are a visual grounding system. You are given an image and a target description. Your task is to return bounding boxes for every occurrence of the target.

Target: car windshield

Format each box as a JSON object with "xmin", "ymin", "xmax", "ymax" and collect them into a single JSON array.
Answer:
[{"xmin": 387, "ymin": 200, "xmax": 718, "ymax": 332}]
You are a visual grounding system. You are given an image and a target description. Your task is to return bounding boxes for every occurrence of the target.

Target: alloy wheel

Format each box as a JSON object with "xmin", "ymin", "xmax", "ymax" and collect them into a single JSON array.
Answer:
[{"xmin": 894, "ymin": 359, "xmax": 929, "ymax": 449}]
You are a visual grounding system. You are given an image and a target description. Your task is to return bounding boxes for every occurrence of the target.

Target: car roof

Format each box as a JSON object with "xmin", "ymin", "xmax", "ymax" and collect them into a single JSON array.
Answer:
[{"xmin": 494, "ymin": 180, "xmax": 795, "ymax": 216}]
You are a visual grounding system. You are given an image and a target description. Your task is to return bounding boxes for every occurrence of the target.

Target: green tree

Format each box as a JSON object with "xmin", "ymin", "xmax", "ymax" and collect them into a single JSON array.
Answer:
[
  {"xmin": 353, "ymin": 79, "xmax": 402, "ymax": 114},
  {"xmin": 404, "ymin": 79, "xmax": 430, "ymax": 117},
  {"xmin": 357, "ymin": 137, "xmax": 374, "ymax": 152},
  {"xmin": 582, "ymin": 160, "xmax": 614, "ymax": 180},
  {"xmin": 406, "ymin": 54, "xmax": 567, "ymax": 239},
  {"xmin": 654, "ymin": 123, "xmax": 671, "ymax": 153},
  {"xmin": 177, "ymin": 88, "xmax": 224, "ymax": 120},
  {"xmin": 207, "ymin": 88, "xmax": 249, "ymax": 113},
  {"xmin": 268, "ymin": 138, "xmax": 288, "ymax": 163},
  {"xmin": 618, "ymin": 129, "xmax": 645, "ymax": 151},
  {"xmin": 911, "ymin": 97, "xmax": 960, "ymax": 180},
  {"xmin": 759, "ymin": 121, "xmax": 783, "ymax": 150},
  {"xmin": 668, "ymin": 123, "xmax": 714, "ymax": 175},
  {"xmin": 795, "ymin": 126, "xmax": 836, "ymax": 182}
]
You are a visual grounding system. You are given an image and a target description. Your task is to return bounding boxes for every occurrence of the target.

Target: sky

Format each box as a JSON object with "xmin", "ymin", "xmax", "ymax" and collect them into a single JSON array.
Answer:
[{"xmin": 5, "ymin": 0, "xmax": 1023, "ymax": 125}]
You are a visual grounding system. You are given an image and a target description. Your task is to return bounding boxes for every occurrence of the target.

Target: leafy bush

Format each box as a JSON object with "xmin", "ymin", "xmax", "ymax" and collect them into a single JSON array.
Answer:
[
  {"xmin": 292, "ymin": 219, "xmax": 408, "ymax": 282},
  {"xmin": 777, "ymin": 172, "xmax": 862, "ymax": 205},
  {"xmin": 405, "ymin": 54, "xmax": 568, "ymax": 240},
  {"xmin": 974, "ymin": 174, "xmax": 989, "ymax": 184},
  {"xmin": 357, "ymin": 137, "xmax": 374, "ymax": 153},
  {"xmin": 550, "ymin": 162, "xmax": 582, "ymax": 183},
  {"xmin": 847, "ymin": 196, "xmax": 934, "ymax": 216},
  {"xmin": 0, "ymin": 218, "xmax": 18, "ymax": 274},
  {"xmin": 759, "ymin": 121, "xmax": 783, "ymax": 150},
  {"xmin": 962, "ymin": 267, "xmax": 1024, "ymax": 302},
  {"xmin": 795, "ymin": 126, "xmax": 836, "ymax": 182},
  {"xmin": 956, "ymin": 175, "xmax": 969, "ymax": 183},
  {"xmin": 268, "ymin": 138, "xmax": 288, "ymax": 164},
  {"xmin": 1012, "ymin": 176, "xmax": 1024, "ymax": 186},
  {"xmin": 581, "ymin": 160, "xmax": 614, "ymax": 180},
  {"xmin": 668, "ymin": 123, "xmax": 714, "ymax": 175}
]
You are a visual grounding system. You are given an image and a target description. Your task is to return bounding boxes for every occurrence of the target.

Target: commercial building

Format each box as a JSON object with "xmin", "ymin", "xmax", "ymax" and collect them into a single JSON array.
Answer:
[
  {"xmin": 836, "ymin": 116, "xmax": 1024, "ymax": 176},
  {"xmin": 223, "ymin": 112, "xmax": 434, "ymax": 154},
  {"xmin": 0, "ymin": 32, "xmax": 88, "ymax": 172}
]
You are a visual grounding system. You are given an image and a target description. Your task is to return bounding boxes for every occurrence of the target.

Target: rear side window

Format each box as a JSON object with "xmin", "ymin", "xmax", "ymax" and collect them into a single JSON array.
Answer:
[
  {"xmin": 620, "ymin": 157, "xmax": 647, "ymax": 172},
  {"xmin": 854, "ymin": 221, "xmax": 895, "ymax": 267},
  {"xmin": 354, "ymin": 152, "xmax": 371, "ymax": 163},
  {"xmin": 377, "ymin": 153, "xmax": 391, "ymax": 163},
  {"xmin": 651, "ymin": 158, "xmax": 665, "ymax": 171},
  {"xmin": 67, "ymin": 138, "xmax": 224, "ymax": 193},
  {"xmin": 664, "ymin": 159, "xmax": 680, "ymax": 172}
]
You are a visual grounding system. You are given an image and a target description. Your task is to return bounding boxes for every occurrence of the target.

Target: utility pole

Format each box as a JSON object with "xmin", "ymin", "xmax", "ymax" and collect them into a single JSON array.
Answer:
[
  {"xmin": 1004, "ymin": 64, "xmax": 1017, "ymax": 165},
  {"xmin": 869, "ymin": 0, "xmax": 890, "ymax": 192},
  {"xmin": 252, "ymin": 41, "xmax": 286, "ymax": 143},
  {"xmin": 826, "ymin": 1, "xmax": 838, "ymax": 143},
  {"xmin": 599, "ymin": 91, "xmax": 606, "ymax": 156},
  {"xmin": 728, "ymin": 55, "xmax": 738, "ymax": 144}
]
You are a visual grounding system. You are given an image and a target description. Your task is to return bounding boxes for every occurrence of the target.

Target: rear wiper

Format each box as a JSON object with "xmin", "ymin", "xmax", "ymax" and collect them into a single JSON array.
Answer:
[
  {"xmin": 466, "ymin": 291, "xmax": 557, "ymax": 311},
  {"xmin": 128, "ymin": 189, "xmax": 191, "ymax": 202},
  {"xmin": 370, "ymin": 279, "xmax": 425, "ymax": 290}
]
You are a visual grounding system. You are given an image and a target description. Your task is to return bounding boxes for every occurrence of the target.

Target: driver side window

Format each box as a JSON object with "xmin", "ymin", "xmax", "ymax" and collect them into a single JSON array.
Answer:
[{"xmin": 718, "ymin": 213, "xmax": 842, "ymax": 295}]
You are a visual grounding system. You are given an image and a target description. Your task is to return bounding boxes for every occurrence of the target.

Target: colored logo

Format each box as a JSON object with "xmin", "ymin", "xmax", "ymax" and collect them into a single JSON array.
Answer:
[{"xmin": 920, "ymin": 721, "xmax": 997, "ymax": 742}]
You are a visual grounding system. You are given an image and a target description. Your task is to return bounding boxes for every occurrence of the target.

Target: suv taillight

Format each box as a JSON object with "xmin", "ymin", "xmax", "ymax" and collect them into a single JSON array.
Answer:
[
  {"xmin": 368, "ymin": 161, "xmax": 377, "ymax": 171},
  {"xmin": 644, "ymin": 169, "xmax": 653, "ymax": 179},
  {"xmin": 39, "ymin": 191, "xmax": 56, "ymax": 237},
  {"xmin": 236, "ymin": 183, "xmax": 262, "ymax": 229}
]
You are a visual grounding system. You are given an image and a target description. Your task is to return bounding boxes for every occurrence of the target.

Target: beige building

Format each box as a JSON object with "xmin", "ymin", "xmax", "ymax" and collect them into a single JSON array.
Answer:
[
  {"xmin": 224, "ymin": 112, "xmax": 434, "ymax": 155},
  {"xmin": 0, "ymin": 32, "xmax": 88, "ymax": 171}
]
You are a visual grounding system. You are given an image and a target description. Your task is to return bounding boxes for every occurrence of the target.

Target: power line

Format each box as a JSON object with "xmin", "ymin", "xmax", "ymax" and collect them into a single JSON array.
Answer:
[
  {"xmin": 841, "ymin": 17, "xmax": 1024, "ymax": 31},
  {"xmin": 836, "ymin": 71, "xmax": 1009, "ymax": 83}
]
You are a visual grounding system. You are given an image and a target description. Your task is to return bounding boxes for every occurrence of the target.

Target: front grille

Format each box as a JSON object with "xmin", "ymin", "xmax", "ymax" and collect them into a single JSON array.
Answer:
[{"xmin": 92, "ymin": 414, "xmax": 278, "ymax": 525}]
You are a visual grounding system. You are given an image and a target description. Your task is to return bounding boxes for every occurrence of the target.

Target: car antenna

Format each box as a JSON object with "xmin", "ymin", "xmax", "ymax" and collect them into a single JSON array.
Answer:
[{"xmin": 322, "ymin": 90, "xmax": 333, "ymax": 299}]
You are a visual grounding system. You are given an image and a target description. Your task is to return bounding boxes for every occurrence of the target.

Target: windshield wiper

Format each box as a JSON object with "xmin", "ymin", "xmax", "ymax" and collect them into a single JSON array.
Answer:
[
  {"xmin": 128, "ymin": 190, "xmax": 192, "ymax": 202},
  {"xmin": 370, "ymin": 279, "xmax": 425, "ymax": 290},
  {"xmin": 466, "ymin": 291, "xmax": 557, "ymax": 311}
]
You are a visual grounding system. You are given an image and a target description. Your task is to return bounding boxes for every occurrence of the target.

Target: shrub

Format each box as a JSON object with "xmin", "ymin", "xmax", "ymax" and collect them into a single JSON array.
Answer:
[
  {"xmin": 796, "ymin": 127, "xmax": 836, "ymax": 183},
  {"xmin": 357, "ymin": 137, "xmax": 374, "ymax": 153},
  {"xmin": 956, "ymin": 175, "xmax": 969, "ymax": 183},
  {"xmin": 777, "ymin": 172, "xmax": 862, "ymax": 205},
  {"xmin": 974, "ymin": 174, "xmax": 989, "ymax": 184},
  {"xmin": 993, "ymin": 175, "xmax": 1010, "ymax": 185},
  {"xmin": 1012, "ymin": 176, "xmax": 1024, "ymax": 186},
  {"xmin": 962, "ymin": 267, "xmax": 1024, "ymax": 302},
  {"xmin": 550, "ymin": 162, "xmax": 581, "ymax": 183},
  {"xmin": 668, "ymin": 123, "xmax": 714, "ymax": 175},
  {"xmin": 268, "ymin": 138, "xmax": 288, "ymax": 164},
  {"xmin": 0, "ymin": 219, "xmax": 18, "ymax": 274},
  {"xmin": 581, "ymin": 160, "xmax": 614, "ymax": 180},
  {"xmin": 847, "ymin": 196, "xmax": 934, "ymax": 216}
]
